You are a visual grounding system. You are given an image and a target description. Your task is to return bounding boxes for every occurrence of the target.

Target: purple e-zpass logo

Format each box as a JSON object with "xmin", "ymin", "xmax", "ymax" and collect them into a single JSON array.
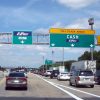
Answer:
[{"xmin": 13, "ymin": 31, "xmax": 32, "ymax": 36}]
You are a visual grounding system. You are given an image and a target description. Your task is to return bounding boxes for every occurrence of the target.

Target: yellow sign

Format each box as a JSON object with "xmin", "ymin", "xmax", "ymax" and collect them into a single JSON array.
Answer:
[
  {"xmin": 50, "ymin": 28, "xmax": 95, "ymax": 34},
  {"xmin": 97, "ymin": 36, "xmax": 100, "ymax": 45}
]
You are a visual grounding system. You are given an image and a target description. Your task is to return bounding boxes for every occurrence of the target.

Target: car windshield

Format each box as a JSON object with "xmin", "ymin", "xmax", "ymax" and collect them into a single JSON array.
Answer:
[
  {"xmin": 53, "ymin": 70, "xmax": 59, "ymax": 73},
  {"xmin": 47, "ymin": 71, "xmax": 52, "ymax": 72},
  {"xmin": 9, "ymin": 73, "xmax": 25, "ymax": 77},
  {"xmin": 79, "ymin": 71, "xmax": 93, "ymax": 76}
]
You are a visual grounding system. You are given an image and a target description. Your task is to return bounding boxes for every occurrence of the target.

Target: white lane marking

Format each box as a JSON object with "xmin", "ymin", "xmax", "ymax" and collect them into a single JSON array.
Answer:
[
  {"xmin": 36, "ymin": 75, "xmax": 84, "ymax": 100},
  {"xmin": 55, "ymin": 83, "xmax": 100, "ymax": 98}
]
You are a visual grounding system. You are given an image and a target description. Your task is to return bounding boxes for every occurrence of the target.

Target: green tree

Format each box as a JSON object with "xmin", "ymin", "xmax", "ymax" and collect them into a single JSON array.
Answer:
[{"xmin": 78, "ymin": 50, "xmax": 100, "ymax": 69}]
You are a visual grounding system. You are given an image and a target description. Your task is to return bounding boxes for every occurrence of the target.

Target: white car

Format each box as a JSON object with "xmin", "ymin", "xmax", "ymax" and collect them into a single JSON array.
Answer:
[{"xmin": 57, "ymin": 72, "xmax": 70, "ymax": 80}]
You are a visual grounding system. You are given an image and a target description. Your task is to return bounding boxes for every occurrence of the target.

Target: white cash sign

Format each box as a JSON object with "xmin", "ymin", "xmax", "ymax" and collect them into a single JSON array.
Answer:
[
  {"xmin": 67, "ymin": 35, "xmax": 79, "ymax": 39},
  {"xmin": 66, "ymin": 35, "xmax": 79, "ymax": 43}
]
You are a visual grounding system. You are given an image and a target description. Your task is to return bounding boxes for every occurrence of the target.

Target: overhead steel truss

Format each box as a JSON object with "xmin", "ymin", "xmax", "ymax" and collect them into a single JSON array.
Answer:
[{"xmin": 0, "ymin": 33, "xmax": 50, "ymax": 45}]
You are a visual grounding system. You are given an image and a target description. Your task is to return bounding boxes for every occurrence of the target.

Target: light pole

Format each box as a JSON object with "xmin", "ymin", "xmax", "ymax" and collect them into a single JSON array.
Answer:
[
  {"xmin": 43, "ymin": 56, "xmax": 45, "ymax": 73},
  {"xmin": 62, "ymin": 47, "xmax": 64, "ymax": 66},
  {"xmin": 88, "ymin": 18, "xmax": 94, "ymax": 61},
  {"xmin": 52, "ymin": 50, "xmax": 54, "ymax": 68}
]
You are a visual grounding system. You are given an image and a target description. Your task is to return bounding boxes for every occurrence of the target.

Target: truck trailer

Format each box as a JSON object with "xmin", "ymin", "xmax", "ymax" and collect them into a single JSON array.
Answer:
[{"xmin": 70, "ymin": 60, "xmax": 96, "ymax": 74}]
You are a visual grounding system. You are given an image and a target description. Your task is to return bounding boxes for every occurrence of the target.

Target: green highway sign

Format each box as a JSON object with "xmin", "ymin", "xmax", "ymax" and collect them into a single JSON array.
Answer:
[
  {"xmin": 13, "ymin": 31, "xmax": 32, "ymax": 44},
  {"xmin": 45, "ymin": 60, "xmax": 53, "ymax": 65},
  {"xmin": 50, "ymin": 34, "xmax": 95, "ymax": 48}
]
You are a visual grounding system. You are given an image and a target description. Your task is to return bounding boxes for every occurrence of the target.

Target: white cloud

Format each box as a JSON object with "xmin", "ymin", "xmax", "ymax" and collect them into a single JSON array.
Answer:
[
  {"xmin": 34, "ymin": 45, "xmax": 49, "ymax": 52},
  {"xmin": 56, "ymin": 0, "xmax": 99, "ymax": 9},
  {"xmin": 34, "ymin": 22, "xmax": 64, "ymax": 34},
  {"xmin": 34, "ymin": 28, "xmax": 49, "ymax": 34},
  {"xmin": 0, "ymin": 44, "xmax": 2, "ymax": 47},
  {"xmin": 49, "ymin": 18, "xmax": 90, "ymax": 30},
  {"xmin": 51, "ymin": 22, "xmax": 63, "ymax": 28},
  {"xmin": 66, "ymin": 18, "xmax": 89, "ymax": 29},
  {"xmin": 88, "ymin": 11, "xmax": 100, "ymax": 18},
  {"xmin": 39, "ymin": 52, "xmax": 47, "ymax": 56}
]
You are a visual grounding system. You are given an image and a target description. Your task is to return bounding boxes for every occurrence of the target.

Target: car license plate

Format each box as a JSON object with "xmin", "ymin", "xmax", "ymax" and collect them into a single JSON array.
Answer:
[
  {"xmin": 84, "ymin": 78, "xmax": 90, "ymax": 81},
  {"xmin": 14, "ymin": 80, "xmax": 19, "ymax": 83}
]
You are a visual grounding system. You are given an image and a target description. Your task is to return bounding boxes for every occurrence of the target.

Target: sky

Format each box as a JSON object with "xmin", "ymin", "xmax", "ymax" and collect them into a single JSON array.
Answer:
[{"xmin": 0, "ymin": 0, "xmax": 100, "ymax": 68}]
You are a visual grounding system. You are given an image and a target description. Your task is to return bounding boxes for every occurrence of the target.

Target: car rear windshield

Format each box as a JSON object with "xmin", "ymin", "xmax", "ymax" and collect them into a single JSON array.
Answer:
[
  {"xmin": 61, "ymin": 73, "xmax": 68, "ymax": 74},
  {"xmin": 47, "ymin": 71, "xmax": 52, "ymax": 72},
  {"xmin": 79, "ymin": 71, "xmax": 93, "ymax": 76},
  {"xmin": 9, "ymin": 73, "xmax": 25, "ymax": 77},
  {"xmin": 96, "ymin": 70, "xmax": 100, "ymax": 76}
]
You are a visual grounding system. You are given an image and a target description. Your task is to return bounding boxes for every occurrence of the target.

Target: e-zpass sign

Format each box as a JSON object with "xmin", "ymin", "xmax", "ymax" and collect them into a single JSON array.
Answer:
[{"xmin": 13, "ymin": 31, "xmax": 32, "ymax": 44}]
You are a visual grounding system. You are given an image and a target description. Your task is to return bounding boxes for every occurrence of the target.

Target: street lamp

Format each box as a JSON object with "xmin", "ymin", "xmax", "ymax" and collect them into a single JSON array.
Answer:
[
  {"xmin": 88, "ymin": 18, "xmax": 94, "ymax": 30},
  {"xmin": 52, "ymin": 50, "xmax": 54, "ymax": 68},
  {"xmin": 62, "ymin": 47, "xmax": 64, "ymax": 66},
  {"xmin": 88, "ymin": 18, "xmax": 94, "ymax": 61},
  {"xmin": 43, "ymin": 56, "xmax": 45, "ymax": 73}
]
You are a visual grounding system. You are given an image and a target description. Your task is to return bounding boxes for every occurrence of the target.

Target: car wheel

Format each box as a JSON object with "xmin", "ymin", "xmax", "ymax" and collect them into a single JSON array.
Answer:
[
  {"xmin": 69, "ymin": 80, "xmax": 72, "ymax": 86},
  {"xmin": 50, "ymin": 76, "xmax": 53, "ymax": 79},
  {"xmin": 58, "ymin": 78, "xmax": 61, "ymax": 81},
  {"xmin": 90, "ymin": 85, "xmax": 94, "ymax": 88},
  {"xmin": 75, "ymin": 81, "xmax": 78, "ymax": 87},
  {"xmin": 24, "ymin": 87, "xmax": 27, "ymax": 90},
  {"xmin": 5, "ymin": 87, "xmax": 9, "ymax": 90}
]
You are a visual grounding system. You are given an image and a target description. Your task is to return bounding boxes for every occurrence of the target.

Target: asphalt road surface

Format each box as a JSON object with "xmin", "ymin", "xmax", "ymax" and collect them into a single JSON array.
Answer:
[{"xmin": 0, "ymin": 73, "xmax": 100, "ymax": 100}]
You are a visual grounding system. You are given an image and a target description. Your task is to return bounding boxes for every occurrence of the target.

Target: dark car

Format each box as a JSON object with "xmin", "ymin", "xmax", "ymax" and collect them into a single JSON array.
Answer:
[
  {"xmin": 50, "ymin": 70, "xmax": 59, "ymax": 79},
  {"xmin": 94, "ymin": 70, "xmax": 100, "ymax": 85},
  {"xmin": 5, "ymin": 72, "xmax": 28, "ymax": 90}
]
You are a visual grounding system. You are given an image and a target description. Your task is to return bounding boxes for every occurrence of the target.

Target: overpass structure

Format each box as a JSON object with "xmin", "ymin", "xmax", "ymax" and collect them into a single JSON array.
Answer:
[{"xmin": 0, "ymin": 33, "xmax": 49, "ymax": 45}]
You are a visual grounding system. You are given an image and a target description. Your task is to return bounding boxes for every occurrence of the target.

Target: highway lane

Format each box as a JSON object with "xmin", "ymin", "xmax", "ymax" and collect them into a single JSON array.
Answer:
[
  {"xmin": 0, "ymin": 73, "xmax": 72, "ymax": 99},
  {"xmin": 0, "ymin": 73, "xmax": 100, "ymax": 100},
  {"xmin": 42, "ymin": 75, "xmax": 100, "ymax": 96},
  {"xmin": 40, "ymin": 74, "xmax": 100, "ymax": 100}
]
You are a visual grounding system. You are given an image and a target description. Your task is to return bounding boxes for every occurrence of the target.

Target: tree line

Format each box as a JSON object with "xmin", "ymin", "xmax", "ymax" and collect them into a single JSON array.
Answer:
[{"xmin": 39, "ymin": 50, "xmax": 100, "ymax": 71}]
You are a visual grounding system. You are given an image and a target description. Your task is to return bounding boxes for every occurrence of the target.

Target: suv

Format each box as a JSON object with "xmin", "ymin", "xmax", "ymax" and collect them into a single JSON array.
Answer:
[
  {"xmin": 50, "ymin": 70, "xmax": 59, "ymax": 79},
  {"xmin": 69, "ymin": 70, "xmax": 95, "ymax": 88}
]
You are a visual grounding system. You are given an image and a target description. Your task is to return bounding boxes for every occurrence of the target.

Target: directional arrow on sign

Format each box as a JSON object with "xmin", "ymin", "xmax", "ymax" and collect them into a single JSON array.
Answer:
[
  {"xmin": 51, "ymin": 43, "xmax": 55, "ymax": 46},
  {"xmin": 71, "ymin": 44, "xmax": 75, "ymax": 47},
  {"xmin": 21, "ymin": 40, "xmax": 24, "ymax": 44},
  {"xmin": 90, "ymin": 44, "xmax": 93, "ymax": 47}
]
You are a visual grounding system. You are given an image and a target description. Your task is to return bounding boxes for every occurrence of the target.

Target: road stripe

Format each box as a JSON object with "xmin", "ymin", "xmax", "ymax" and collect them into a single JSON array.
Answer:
[
  {"xmin": 36, "ymin": 75, "xmax": 84, "ymax": 100},
  {"xmin": 54, "ymin": 83, "xmax": 100, "ymax": 98}
]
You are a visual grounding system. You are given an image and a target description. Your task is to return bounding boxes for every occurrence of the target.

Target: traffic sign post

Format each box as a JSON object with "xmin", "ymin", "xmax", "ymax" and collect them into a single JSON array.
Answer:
[
  {"xmin": 45, "ymin": 60, "xmax": 53, "ymax": 65},
  {"xmin": 13, "ymin": 31, "xmax": 32, "ymax": 44},
  {"xmin": 50, "ymin": 34, "xmax": 95, "ymax": 48}
]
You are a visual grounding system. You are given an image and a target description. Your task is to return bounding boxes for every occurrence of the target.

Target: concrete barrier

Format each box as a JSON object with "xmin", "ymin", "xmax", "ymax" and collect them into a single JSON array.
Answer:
[{"xmin": 0, "ymin": 71, "xmax": 4, "ymax": 78}]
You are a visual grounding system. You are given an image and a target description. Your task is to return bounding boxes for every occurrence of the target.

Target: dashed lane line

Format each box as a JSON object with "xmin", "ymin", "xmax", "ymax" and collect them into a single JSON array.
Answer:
[
  {"xmin": 36, "ymin": 75, "xmax": 84, "ymax": 100},
  {"xmin": 54, "ymin": 83, "xmax": 100, "ymax": 98}
]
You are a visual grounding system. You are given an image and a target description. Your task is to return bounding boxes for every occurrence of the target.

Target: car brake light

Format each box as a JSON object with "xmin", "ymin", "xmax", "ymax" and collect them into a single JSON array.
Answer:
[
  {"xmin": 76, "ymin": 77, "xmax": 80, "ymax": 81},
  {"xmin": 6, "ymin": 77, "xmax": 12, "ymax": 80},
  {"xmin": 20, "ymin": 78, "xmax": 27, "ymax": 81}
]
